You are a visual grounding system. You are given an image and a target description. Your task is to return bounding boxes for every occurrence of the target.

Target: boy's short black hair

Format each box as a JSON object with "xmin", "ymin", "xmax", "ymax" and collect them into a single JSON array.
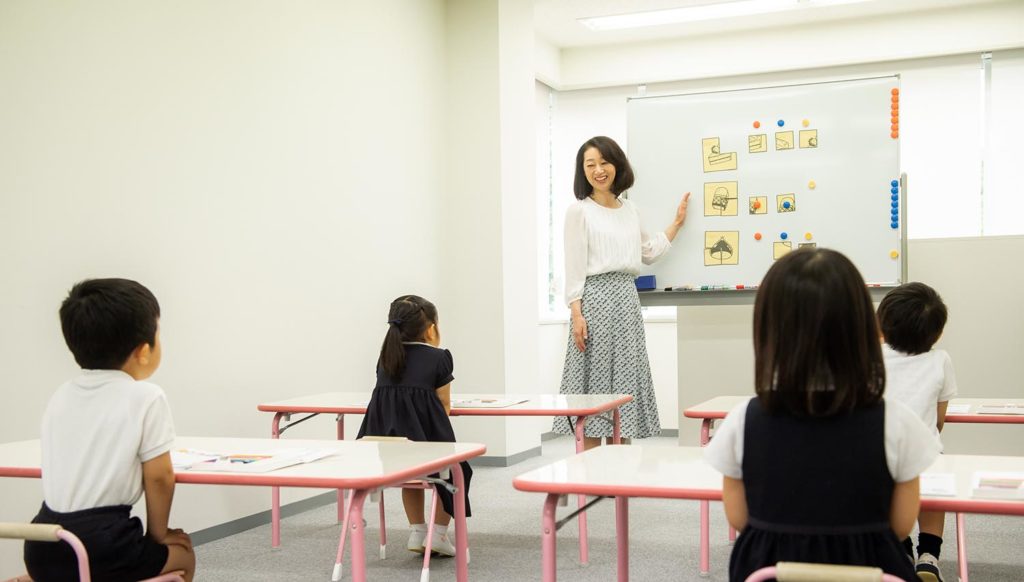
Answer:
[
  {"xmin": 877, "ymin": 282, "xmax": 948, "ymax": 355},
  {"xmin": 573, "ymin": 136, "xmax": 635, "ymax": 200},
  {"xmin": 59, "ymin": 278, "xmax": 161, "ymax": 370}
]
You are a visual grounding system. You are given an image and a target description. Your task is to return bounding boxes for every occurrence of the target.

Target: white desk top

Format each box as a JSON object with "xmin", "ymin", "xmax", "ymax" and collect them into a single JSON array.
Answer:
[
  {"xmin": 0, "ymin": 437, "xmax": 485, "ymax": 490},
  {"xmin": 513, "ymin": 444, "xmax": 1024, "ymax": 517},
  {"xmin": 514, "ymin": 445, "xmax": 722, "ymax": 500},
  {"xmin": 683, "ymin": 396, "xmax": 1024, "ymax": 424},
  {"xmin": 258, "ymin": 392, "xmax": 633, "ymax": 417}
]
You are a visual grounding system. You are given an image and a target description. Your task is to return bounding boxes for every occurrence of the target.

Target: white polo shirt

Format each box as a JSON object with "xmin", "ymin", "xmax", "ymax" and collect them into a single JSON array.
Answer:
[
  {"xmin": 41, "ymin": 370, "xmax": 176, "ymax": 512},
  {"xmin": 882, "ymin": 344, "xmax": 958, "ymax": 443}
]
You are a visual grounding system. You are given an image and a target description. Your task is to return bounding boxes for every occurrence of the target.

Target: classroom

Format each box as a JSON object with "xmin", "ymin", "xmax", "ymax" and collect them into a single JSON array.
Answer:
[{"xmin": 1, "ymin": 0, "xmax": 1023, "ymax": 580}]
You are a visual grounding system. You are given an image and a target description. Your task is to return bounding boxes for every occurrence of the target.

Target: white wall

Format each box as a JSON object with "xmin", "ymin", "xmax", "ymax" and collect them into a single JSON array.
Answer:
[{"xmin": 0, "ymin": 0, "xmax": 448, "ymax": 575}]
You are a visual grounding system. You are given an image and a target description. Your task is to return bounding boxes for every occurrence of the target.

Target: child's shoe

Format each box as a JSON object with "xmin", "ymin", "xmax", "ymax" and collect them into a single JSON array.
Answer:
[
  {"xmin": 427, "ymin": 532, "xmax": 457, "ymax": 557},
  {"xmin": 915, "ymin": 552, "xmax": 944, "ymax": 582},
  {"xmin": 407, "ymin": 524, "xmax": 428, "ymax": 554}
]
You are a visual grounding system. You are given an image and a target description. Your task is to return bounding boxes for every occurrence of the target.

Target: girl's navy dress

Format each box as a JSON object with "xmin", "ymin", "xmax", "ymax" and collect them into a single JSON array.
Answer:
[
  {"xmin": 357, "ymin": 343, "xmax": 472, "ymax": 517},
  {"xmin": 730, "ymin": 398, "xmax": 916, "ymax": 581}
]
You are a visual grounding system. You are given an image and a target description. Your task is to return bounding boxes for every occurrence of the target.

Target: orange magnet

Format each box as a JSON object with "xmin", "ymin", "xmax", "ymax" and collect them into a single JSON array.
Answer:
[
  {"xmin": 891, "ymin": 131, "xmax": 899, "ymax": 139},
  {"xmin": 891, "ymin": 88, "xmax": 900, "ymax": 96},
  {"xmin": 754, "ymin": 232, "xmax": 762, "ymax": 241},
  {"xmin": 753, "ymin": 200, "xmax": 762, "ymax": 209},
  {"xmin": 891, "ymin": 124, "xmax": 898, "ymax": 131},
  {"xmin": 753, "ymin": 120, "xmax": 761, "ymax": 129}
]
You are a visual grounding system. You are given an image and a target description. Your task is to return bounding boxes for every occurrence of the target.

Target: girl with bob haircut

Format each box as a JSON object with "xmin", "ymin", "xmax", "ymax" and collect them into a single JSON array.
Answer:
[{"xmin": 704, "ymin": 248, "xmax": 940, "ymax": 581}]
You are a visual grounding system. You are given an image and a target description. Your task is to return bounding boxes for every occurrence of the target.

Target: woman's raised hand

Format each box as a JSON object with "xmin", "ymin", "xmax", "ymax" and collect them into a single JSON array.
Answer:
[{"xmin": 674, "ymin": 192, "xmax": 691, "ymax": 227}]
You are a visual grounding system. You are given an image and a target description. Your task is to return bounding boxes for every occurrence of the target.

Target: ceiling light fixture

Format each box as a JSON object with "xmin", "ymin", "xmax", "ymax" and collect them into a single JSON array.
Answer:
[{"xmin": 578, "ymin": 0, "xmax": 869, "ymax": 31}]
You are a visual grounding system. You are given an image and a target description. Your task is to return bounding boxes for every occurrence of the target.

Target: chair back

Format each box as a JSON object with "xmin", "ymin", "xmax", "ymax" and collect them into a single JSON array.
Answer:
[{"xmin": 745, "ymin": 562, "xmax": 905, "ymax": 582}]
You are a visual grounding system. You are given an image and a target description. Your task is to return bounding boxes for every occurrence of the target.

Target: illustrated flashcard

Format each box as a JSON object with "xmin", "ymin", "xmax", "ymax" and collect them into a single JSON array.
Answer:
[
  {"xmin": 799, "ymin": 242, "xmax": 817, "ymax": 249},
  {"xmin": 705, "ymin": 231, "xmax": 740, "ymax": 266},
  {"xmin": 702, "ymin": 137, "xmax": 737, "ymax": 172},
  {"xmin": 704, "ymin": 181, "xmax": 739, "ymax": 216},
  {"xmin": 799, "ymin": 129, "xmax": 818, "ymax": 148},
  {"xmin": 773, "ymin": 241, "xmax": 793, "ymax": 260},
  {"xmin": 749, "ymin": 196, "xmax": 767, "ymax": 215},
  {"xmin": 776, "ymin": 193, "xmax": 796, "ymax": 213},
  {"xmin": 748, "ymin": 134, "xmax": 767, "ymax": 153},
  {"xmin": 775, "ymin": 131, "xmax": 794, "ymax": 150}
]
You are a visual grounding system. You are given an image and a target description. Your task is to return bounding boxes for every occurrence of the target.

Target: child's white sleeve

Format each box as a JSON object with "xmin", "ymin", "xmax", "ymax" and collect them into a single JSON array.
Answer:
[
  {"xmin": 938, "ymin": 350, "xmax": 958, "ymax": 401},
  {"xmin": 139, "ymin": 390, "xmax": 176, "ymax": 463},
  {"xmin": 885, "ymin": 398, "xmax": 940, "ymax": 483},
  {"xmin": 703, "ymin": 399, "xmax": 751, "ymax": 479}
]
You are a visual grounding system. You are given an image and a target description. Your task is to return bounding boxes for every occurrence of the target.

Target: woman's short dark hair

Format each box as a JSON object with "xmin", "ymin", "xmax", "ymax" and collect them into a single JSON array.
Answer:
[
  {"xmin": 59, "ymin": 278, "xmax": 161, "ymax": 370},
  {"xmin": 378, "ymin": 295, "xmax": 439, "ymax": 381},
  {"xmin": 877, "ymin": 282, "xmax": 948, "ymax": 355},
  {"xmin": 573, "ymin": 136, "xmax": 635, "ymax": 200},
  {"xmin": 753, "ymin": 248, "xmax": 885, "ymax": 417}
]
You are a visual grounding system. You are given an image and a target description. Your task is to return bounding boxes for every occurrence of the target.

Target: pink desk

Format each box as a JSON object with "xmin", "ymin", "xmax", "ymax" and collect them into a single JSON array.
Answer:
[
  {"xmin": 683, "ymin": 395, "xmax": 1024, "ymax": 580},
  {"xmin": 0, "ymin": 436, "xmax": 484, "ymax": 582},
  {"xmin": 513, "ymin": 445, "xmax": 721, "ymax": 582},
  {"xmin": 513, "ymin": 445, "xmax": 1024, "ymax": 582},
  {"xmin": 258, "ymin": 391, "xmax": 632, "ymax": 565}
]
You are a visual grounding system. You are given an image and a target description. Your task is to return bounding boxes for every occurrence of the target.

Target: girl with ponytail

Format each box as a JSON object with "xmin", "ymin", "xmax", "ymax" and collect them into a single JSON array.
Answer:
[{"xmin": 357, "ymin": 295, "xmax": 472, "ymax": 557}]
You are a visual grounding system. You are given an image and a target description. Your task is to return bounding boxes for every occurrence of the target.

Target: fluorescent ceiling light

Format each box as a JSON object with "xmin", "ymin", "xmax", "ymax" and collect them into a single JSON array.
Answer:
[{"xmin": 578, "ymin": 0, "xmax": 869, "ymax": 31}]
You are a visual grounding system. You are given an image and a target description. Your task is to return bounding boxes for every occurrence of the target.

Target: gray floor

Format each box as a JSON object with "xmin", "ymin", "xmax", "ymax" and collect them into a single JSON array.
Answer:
[{"xmin": 195, "ymin": 436, "xmax": 1024, "ymax": 581}]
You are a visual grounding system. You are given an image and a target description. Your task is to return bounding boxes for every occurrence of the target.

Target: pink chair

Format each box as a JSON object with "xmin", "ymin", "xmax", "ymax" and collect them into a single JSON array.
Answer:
[
  {"xmin": 0, "ymin": 522, "xmax": 185, "ymax": 582},
  {"xmin": 745, "ymin": 562, "xmax": 906, "ymax": 582},
  {"xmin": 332, "ymin": 436, "xmax": 464, "ymax": 582}
]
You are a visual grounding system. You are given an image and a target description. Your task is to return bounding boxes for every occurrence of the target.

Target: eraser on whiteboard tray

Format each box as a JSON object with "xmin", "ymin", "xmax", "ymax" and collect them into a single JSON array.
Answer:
[{"xmin": 635, "ymin": 275, "xmax": 657, "ymax": 291}]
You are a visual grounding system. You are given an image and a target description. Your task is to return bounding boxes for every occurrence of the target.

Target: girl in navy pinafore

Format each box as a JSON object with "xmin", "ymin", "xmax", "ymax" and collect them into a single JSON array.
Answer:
[
  {"xmin": 357, "ymin": 295, "xmax": 472, "ymax": 556},
  {"xmin": 704, "ymin": 249, "xmax": 939, "ymax": 581}
]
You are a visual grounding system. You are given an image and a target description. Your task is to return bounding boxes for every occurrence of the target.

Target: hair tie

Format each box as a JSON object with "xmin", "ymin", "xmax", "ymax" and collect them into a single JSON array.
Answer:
[{"xmin": 387, "ymin": 319, "xmax": 402, "ymax": 326}]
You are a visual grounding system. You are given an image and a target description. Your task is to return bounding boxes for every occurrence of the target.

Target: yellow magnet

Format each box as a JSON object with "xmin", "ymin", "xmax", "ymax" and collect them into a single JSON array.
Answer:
[
  {"xmin": 808, "ymin": 180, "xmax": 816, "ymax": 189},
  {"xmin": 802, "ymin": 119, "xmax": 810, "ymax": 127},
  {"xmin": 805, "ymin": 232, "xmax": 813, "ymax": 241},
  {"xmin": 890, "ymin": 250, "xmax": 899, "ymax": 259}
]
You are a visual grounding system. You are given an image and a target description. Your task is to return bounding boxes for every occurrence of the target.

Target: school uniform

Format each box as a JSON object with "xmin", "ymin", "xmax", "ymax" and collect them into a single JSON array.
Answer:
[
  {"xmin": 554, "ymin": 196, "xmax": 671, "ymax": 439},
  {"xmin": 357, "ymin": 342, "xmax": 472, "ymax": 517},
  {"xmin": 704, "ymin": 396, "xmax": 939, "ymax": 581},
  {"xmin": 883, "ymin": 344, "xmax": 958, "ymax": 444},
  {"xmin": 25, "ymin": 370, "xmax": 176, "ymax": 582}
]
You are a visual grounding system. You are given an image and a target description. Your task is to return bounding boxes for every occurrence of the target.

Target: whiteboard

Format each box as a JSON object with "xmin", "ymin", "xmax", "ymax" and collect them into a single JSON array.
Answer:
[{"xmin": 627, "ymin": 76, "xmax": 904, "ymax": 289}]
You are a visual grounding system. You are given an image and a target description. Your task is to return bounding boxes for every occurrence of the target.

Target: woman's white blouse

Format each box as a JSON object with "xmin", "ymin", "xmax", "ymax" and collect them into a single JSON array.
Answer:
[{"xmin": 564, "ymin": 196, "xmax": 671, "ymax": 306}]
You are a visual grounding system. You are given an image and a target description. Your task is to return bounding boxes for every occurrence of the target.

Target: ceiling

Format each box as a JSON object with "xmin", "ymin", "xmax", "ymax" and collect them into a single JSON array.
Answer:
[{"xmin": 533, "ymin": 0, "xmax": 1003, "ymax": 48}]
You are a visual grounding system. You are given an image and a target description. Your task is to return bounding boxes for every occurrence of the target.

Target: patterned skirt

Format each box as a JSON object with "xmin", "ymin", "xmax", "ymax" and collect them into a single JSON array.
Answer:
[{"xmin": 552, "ymin": 271, "xmax": 661, "ymax": 439}]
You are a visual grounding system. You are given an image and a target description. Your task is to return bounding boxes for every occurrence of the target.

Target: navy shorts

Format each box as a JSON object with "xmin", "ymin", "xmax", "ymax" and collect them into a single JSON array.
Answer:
[{"xmin": 24, "ymin": 503, "xmax": 168, "ymax": 582}]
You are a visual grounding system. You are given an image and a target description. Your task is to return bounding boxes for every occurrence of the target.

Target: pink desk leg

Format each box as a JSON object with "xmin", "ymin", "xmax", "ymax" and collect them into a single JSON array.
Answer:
[
  {"xmin": 574, "ymin": 415, "xmax": 589, "ymax": 565},
  {"xmin": 613, "ymin": 408, "xmax": 622, "ymax": 444},
  {"xmin": 452, "ymin": 462, "xmax": 470, "ymax": 582},
  {"xmin": 616, "ymin": 496, "xmax": 629, "ymax": 582},
  {"xmin": 699, "ymin": 419, "xmax": 712, "ymax": 446},
  {"xmin": 542, "ymin": 493, "xmax": 560, "ymax": 582},
  {"xmin": 700, "ymin": 498, "xmax": 710, "ymax": 576},
  {"xmin": 331, "ymin": 490, "xmax": 354, "ymax": 582},
  {"xmin": 957, "ymin": 512, "xmax": 969, "ymax": 582},
  {"xmin": 337, "ymin": 414, "xmax": 346, "ymax": 523},
  {"xmin": 346, "ymin": 490, "xmax": 369, "ymax": 582},
  {"xmin": 271, "ymin": 412, "xmax": 283, "ymax": 548}
]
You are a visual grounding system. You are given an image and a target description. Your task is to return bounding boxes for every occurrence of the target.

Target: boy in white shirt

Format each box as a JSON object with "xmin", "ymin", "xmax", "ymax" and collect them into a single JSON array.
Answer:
[
  {"xmin": 878, "ymin": 282, "xmax": 957, "ymax": 582},
  {"xmin": 24, "ymin": 279, "xmax": 195, "ymax": 581}
]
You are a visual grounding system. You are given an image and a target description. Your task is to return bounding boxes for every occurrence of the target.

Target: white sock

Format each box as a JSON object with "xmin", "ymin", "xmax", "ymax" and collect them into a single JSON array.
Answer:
[
  {"xmin": 432, "ymin": 524, "xmax": 449, "ymax": 536},
  {"xmin": 411, "ymin": 523, "xmax": 427, "ymax": 532}
]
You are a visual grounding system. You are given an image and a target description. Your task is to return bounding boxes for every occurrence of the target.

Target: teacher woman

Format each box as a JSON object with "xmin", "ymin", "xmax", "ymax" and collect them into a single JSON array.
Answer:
[{"xmin": 553, "ymin": 136, "xmax": 690, "ymax": 449}]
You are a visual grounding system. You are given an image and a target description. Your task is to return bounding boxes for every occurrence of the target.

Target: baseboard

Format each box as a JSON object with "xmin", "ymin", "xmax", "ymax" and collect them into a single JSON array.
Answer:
[
  {"xmin": 540, "ymin": 429, "xmax": 679, "ymax": 441},
  {"xmin": 472, "ymin": 445, "xmax": 542, "ymax": 467},
  {"xmin": 191, "ymin": 490, "xmax": 338, "ymax": 546}
]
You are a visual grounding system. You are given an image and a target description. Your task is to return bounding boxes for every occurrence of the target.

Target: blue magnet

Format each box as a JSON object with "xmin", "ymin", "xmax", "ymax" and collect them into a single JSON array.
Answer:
[
  {"xmin": 891, "ymin": 194, "xmax": 899, "ymax": 202},
  {"xmin": 891, "ymin": 209, "xmax": 899, "ymax": 217},
  {"xmin": 777, "ymin": 119, "xmax": 785, "ymax": 127},
  {"xmin": 890, "ymin": 180, "xmax": 899, "ymax": 188},
  {"xmin": 891, "ymin": 187, "xmax": 898, "ymax": 195},
  {"xmin": 891, "ymin": 201, "xmax": 898, "ymax": 209},
  {"xmin": 783, "ymin": 201, "xmax": 792, "ymax": 209},
  {"xmin": 780, "ymin": 232, "xmax": 788, "ymax": 240},
  {"xmin": 890, "ymin": 221, "xmax": 899, "ymax": 229}
]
